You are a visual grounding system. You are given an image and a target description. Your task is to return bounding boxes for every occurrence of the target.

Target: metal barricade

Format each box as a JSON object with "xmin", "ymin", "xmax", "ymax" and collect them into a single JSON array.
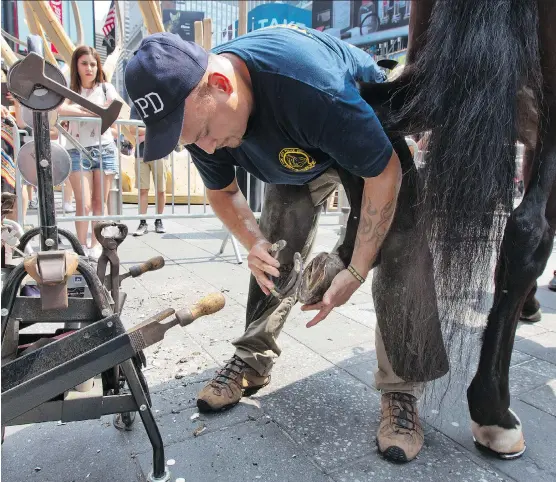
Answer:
[
  {"xmin": 50, "ymin": 117, "xmax": 344, "ymax": 223},
  {"xmin": 11, "ymin": 116, "xmax": 424, "ymax": 228}
]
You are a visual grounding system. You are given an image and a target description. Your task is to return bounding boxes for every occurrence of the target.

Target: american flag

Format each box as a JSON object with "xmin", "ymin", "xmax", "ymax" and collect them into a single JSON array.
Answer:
[
  {"xmin": 102, "ymin": 1, "xmax": 116, "ymax": 37},
  {"xmin": 102, "ymin": 1, "xmax": 116, "ymax": 55}
]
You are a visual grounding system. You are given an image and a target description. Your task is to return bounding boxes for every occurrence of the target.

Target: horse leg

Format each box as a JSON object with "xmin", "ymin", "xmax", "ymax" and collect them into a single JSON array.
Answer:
[
  {"xmin": 468, "ymin": 165, "xmax": 556, "ymax": 459},
  {"xmin": 547, "ymin": 186, "xmax": 556, "ymax": 292},
  {"xmin": 406, "ymin": 0, "xmax": 435, "ymax": 64},
  {"xmin": 520, "ymin": 283, "xmax": 542, "ymax": 322},
  {"xmin": 519, "ymin": 147, "xmax": 543, "ymax": 322},
  {"xmin": 467, "ymin": 0, "xmax": 556, "ymax": 457}
]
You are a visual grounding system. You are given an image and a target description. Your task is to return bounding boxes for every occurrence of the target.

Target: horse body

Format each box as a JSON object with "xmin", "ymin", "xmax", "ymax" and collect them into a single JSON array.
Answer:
[{"xmin": 305, "ymin": 0, "xmax": 555, "ymax": 458}]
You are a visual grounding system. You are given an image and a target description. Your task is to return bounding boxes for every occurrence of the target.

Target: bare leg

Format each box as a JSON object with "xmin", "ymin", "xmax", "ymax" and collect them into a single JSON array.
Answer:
[
  {"xmin": 139, "ymin": 189, "xmax": 149, "ymax": 215},
  {"xmin": 90, "ymin": 171, "xmax": 114, "ymax": 247},
  {"xmin": 26, "ymin": 185, "xmax": 33, "ymax": 202},
  {"xmin": 62, "ymin": 181, "xmax": 73, "ymax": 205},
  {"xmin": 69, "ymin": 171, "xmax": 93, "ymax": 247},
  {"xmin": 156, "ymin": 190, "xmax": 165, "ymax": 215}
]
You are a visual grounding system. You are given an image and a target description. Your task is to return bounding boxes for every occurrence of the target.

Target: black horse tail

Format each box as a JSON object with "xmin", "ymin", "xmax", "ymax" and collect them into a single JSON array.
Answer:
[{"xmin": 374, "ymin": 0, "xmax": 541, "ymax": 333}]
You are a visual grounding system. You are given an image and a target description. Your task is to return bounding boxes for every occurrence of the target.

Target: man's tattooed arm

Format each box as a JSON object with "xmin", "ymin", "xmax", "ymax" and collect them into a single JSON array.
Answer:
[{"xmin": 350, "ymin": 152, "xmax": 402, "ymax": 278}]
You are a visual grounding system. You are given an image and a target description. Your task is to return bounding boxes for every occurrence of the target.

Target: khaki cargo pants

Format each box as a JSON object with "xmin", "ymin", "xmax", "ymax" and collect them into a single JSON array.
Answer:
[{"xmin": 232, "ymin": 169, "xmax": 424, "ymax": 399}]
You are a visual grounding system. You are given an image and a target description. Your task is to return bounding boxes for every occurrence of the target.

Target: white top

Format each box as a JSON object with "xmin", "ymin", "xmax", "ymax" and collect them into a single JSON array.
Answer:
[{"xmin": 68, "ymin": 82, "xmax": 118, "ymax": 148}]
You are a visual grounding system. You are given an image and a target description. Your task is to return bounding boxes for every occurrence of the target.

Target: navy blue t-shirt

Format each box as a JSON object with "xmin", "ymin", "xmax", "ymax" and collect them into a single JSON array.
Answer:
[{"xmin": 186, "ymin": 25, "xmax": 392, "ymax": 190}]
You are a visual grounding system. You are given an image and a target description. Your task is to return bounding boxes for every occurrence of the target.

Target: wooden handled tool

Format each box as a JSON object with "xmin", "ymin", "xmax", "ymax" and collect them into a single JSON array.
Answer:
[
  {"xmin": 127, "ymin": 293, "xmax": 226, "ymax": 352},
  {"xmin": 104, "ymin": 256, "xmax": 165, "ymax": 291},
  {"xmin": 126, "ymin": 256, "xmax": 165, "ymax": 279}
]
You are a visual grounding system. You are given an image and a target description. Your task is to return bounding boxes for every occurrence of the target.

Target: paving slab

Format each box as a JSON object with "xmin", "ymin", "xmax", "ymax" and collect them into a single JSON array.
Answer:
[
  {"xmin": 140, "ymin": 329, "xmax": 220, "ymax": 393},
  {"xmin": 126, "ymin": 398, "xmax": 265, "ymax": 457},
  {"xmin": 328, "ymin": 429, "xmax": 509, "ymax": 482},
  {"xmin": 514, "ymin": 331, "xmax": 556, "ymax": 365},
  {"xmin": 184, "ymin": 300, "xmax": 249, "ymax": 345},
  {"xmin": 258, "ymin": 332, "xmax": 339, "ymax": 393},
  {"xmin": 259, "ymin": 364, "xmax": 382, "ymax": 471},
  {"xmin": 4, "ymin": 205, "xmax": 554, "ymax": 482},
  {"xmin": 284, "ymin": 310, "xmax": 375, "ymax": 357},
  {"xmin": 136, "ymin": 419, "xmax": 335, "ymax": 482},
  {"xmin": 515, "ymin": 321, "xmax": 549, "ymax": 341},
  {"xmin": 321, "ymin": 341, "xmax": 377, "ymax": 369},
  {"xmin": 534, "ymin": 288, "xmax": 556, "ymax": 311},
  {"xmin": 519, "ymin": 380, "xmax": 556, "ymax": 418},
  {"xmin": 510, "ymin": 350, "xmax": 535, "ymax": 367},
  {"xmin": 422, "ymin": 380, "xmax": 556, "ymax": 482},
  {"xmin": 1, "ymin": 418, "xmax": 140, "ymax": 482},
  {"xmin": 341, "ymin": 359, "xmax": 378, "ymax": 388}
]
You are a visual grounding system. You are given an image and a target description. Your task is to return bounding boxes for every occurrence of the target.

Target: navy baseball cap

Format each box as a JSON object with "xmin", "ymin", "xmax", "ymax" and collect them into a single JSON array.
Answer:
[{"xmin": 124, "ymin": 32, "xmax": 208, "ymax": 162}]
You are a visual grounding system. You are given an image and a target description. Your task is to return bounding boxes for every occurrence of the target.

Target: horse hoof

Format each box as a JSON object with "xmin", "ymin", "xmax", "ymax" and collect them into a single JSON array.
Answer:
[
  {"xmin": 298, "ymin": 252, "xmax": 344, "ymax": 305},
  {"xmin": 473, "ymin": 437, "xmax": 526, "ymax": 460},
  {"xmin": 519, "ymin": 308, "xmax": 542, "ymax": 323},
  {"xmin": 471, "ymin": 409, "xmax": 526, "ymax": 460}
]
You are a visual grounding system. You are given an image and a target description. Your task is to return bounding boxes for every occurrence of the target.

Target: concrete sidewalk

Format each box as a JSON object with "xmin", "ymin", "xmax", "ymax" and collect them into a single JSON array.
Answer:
[{"xmin": 2, "ymin": 210, "xmax": 555, "ymax": 482}]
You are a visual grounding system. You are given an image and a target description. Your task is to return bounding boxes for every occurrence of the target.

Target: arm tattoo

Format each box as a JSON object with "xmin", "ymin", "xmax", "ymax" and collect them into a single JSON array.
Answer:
[
  {"xmin": 354, "ymin": 195, "xmax": 377, "ymax": 252},
  {"xmin": 373, "ymin": 198, "xmax": 395, "ymax": 251},
  {"xmin": 354, "ymin": 195, "xmax": 396, "ymax": 265}
]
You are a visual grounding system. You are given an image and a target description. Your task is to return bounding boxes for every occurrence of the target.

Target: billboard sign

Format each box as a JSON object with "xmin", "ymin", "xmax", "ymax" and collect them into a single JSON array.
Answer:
[
  {"xmin": 162, "ymin": 9, "xmax": 205, "ymax": 42},
  {"xmin": 312, "ymin": 0, "xmax": 410, "ymax": 47},
  {"xmin": 247, "ymin": 3, "xmax": 311, "ymax": 31},
  {"xmin": 222, "ymin": 3, "xmax": 312, "ymax": 41}
]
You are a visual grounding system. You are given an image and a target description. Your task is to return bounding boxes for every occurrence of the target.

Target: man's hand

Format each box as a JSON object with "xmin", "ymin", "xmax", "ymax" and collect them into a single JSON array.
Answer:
[
  {"xmin": 207, "ymin": 181, "xmax": 277, "ymax": 295},
  {"xmin": 247, "ymin": 239, "xmax": 281, "ymax": 296},
  {"xmin": 301, "ymin": 269, "xmax": 361, "ymax": 327}
]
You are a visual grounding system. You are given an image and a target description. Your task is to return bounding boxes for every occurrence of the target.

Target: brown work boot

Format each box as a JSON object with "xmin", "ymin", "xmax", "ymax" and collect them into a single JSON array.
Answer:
[
  {"xmin": 196, "ymin": 355, "xmax": 270, "ymax": 413},
  {"xmin": 376, "ymin": 392, "xmax": 424, "ymax": 463}
]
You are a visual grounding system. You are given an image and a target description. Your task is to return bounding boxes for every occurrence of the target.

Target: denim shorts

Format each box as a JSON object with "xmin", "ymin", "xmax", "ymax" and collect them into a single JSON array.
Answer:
[{"xmin": 68, "ymin": 144, "xmax": 118, "ymax": 174}]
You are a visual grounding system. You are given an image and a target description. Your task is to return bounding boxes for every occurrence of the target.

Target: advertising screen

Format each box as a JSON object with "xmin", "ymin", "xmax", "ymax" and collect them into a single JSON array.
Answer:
[
  {"xmin": 162, "ymin": 9, "xmax": 205, "ymax": 42},
  {"xmin": 311, "ymin": 0, "xmax": 410, "ymax": 47}
]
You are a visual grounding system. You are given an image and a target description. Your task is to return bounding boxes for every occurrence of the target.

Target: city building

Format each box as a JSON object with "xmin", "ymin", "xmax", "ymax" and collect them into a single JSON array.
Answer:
[
  {"xmin": 114, "ymin": 1, "xmax": 310, "ymax": 99},
  {"xmin": 307, "ymin": 1, "xmax": 409, "ymax": 60},
  {"xmin": 1, "ymin": 1, "xmax": 410, "ymax": 96},
  {"xmin": 1, "ymin": 0, "xmax": 95, "ymax": 56}
]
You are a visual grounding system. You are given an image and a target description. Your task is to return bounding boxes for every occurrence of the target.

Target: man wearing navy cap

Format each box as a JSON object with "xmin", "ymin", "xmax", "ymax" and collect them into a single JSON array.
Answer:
[{"xmin": 125, "ymin": 25, "xmax": 443, "ymax": 463}]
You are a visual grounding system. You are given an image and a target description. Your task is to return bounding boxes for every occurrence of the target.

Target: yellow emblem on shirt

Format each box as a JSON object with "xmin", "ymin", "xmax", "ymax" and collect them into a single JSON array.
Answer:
[{"xmin": 279, "ymin": 148, "xmax": 316, "ymax": 172}]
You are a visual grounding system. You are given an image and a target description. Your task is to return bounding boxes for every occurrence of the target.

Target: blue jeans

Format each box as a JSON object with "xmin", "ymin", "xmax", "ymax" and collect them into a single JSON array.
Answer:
[{"xmin": 68, "ymin": 144, "xmax": 118, "ymax": 174}]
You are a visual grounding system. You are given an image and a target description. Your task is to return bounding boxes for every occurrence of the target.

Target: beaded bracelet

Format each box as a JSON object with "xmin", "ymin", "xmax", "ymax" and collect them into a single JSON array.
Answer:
[{"xmin": 347, "ymin": 264, "xmax": 366, "ymax": 284}]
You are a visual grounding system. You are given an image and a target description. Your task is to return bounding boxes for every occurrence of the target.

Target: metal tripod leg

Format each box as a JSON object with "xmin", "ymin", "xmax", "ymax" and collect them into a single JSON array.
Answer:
[
  {"xmin": 218, "ymin": 229, "xmax": 243, "ymax": 264},
  {"xmin": 119, "ymin": 358, "xmax": 170, "ymax": 482}
]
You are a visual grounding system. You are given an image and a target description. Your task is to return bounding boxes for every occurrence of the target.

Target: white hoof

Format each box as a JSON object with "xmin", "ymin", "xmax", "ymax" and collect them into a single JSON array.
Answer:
[{"xmin": 471, "ymin": 409, "xmax": 526, "ymax": 459}]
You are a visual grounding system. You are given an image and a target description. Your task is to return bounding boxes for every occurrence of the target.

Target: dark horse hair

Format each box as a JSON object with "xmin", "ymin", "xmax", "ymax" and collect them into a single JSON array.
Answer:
[{"xmin": 363, "ymin": 0, "xmax": 542, "ymax": 384}]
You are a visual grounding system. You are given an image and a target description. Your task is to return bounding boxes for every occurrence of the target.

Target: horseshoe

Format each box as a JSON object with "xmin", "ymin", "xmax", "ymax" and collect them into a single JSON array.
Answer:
[{"xmin": 268, "ymin": 240, "xmax": 304, "ymax": 300}]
